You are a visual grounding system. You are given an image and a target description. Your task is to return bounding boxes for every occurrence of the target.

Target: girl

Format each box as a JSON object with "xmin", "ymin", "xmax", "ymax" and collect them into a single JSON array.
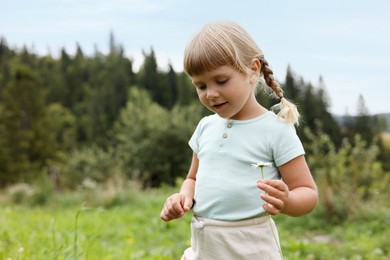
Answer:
[{"xmin": 160, "ymin": 21, "xmax": 318, "ymax": 259}]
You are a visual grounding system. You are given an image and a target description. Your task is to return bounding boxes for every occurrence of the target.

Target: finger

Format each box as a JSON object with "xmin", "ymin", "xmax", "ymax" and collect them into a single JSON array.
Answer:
[
  {"xmin": 168, "ymin": 195, "xmax": 185, "ymax": 216},
  {"xmin": 260, "ymin": 193, "xmax": 284, "ymax": 210},
  {"xmin": 161, "ymin": 203, "xmax": 182, "ymax": 222},
  {"xmin": 182, "ymin": 197, "xmax": 193, "ymax": 212},
  {"xmin": 160, "ymin": 206, "xmax": 172, "ymax": 221},
  {"xmin": 262, "ymin": 202, "xmax": 281, "ymax": 215},
  {"xmin": 160, "ymin": 210, "xmax": 170, "ymax": 222},
  {"xmin": 258, "ymin": 180, "xmax": 288, "ymax": 198},
  {"xmin": 258, "ymin": 179, "xmax": 285, "ymax": 190},
  {"xmin": 161, "ymin": 211, "xmax": 179, "ymax": 222}
]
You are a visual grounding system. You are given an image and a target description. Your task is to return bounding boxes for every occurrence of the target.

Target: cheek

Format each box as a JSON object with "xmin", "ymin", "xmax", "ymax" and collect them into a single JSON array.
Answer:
[
  {"xmin": 198, "ymin": 93, "xmax": 206, "ymax": 102},
  {"xmin": 197, "ymin": 92, "xmax": 209, "ymax": 106}
]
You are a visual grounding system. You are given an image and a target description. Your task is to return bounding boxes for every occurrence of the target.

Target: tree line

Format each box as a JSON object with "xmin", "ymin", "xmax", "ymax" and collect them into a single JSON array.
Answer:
[{"xmin": 0, "ymin": 35, "xmax": 387, "ymax": 189}]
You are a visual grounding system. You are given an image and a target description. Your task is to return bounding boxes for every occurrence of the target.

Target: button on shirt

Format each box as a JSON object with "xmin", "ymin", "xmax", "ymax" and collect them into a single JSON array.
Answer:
[{"xmin": 189, "ymin": 112, "xmax": 305, "ymax": 221}]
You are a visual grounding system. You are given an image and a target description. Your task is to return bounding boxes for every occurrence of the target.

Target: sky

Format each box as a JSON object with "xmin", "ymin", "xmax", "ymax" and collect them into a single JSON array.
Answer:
[{"xmin": 0, "ymin": 0, "xmax": 389, "ymax": 116}]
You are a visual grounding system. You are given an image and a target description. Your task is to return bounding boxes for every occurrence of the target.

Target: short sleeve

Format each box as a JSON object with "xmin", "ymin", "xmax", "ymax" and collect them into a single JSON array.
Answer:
[
  {"xmin": 272, "ymin": 123, "xmax": 305, "ymax": 167},
  {"xmin": 188, "ymin": 118, "xmax": 203, "ymax": 154}
]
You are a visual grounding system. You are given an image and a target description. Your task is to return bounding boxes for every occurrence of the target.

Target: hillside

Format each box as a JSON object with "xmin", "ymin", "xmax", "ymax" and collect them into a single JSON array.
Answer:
[
  {"xmin": 334, "ymin": 113, "xmax": 390, "ymax": 132},
  {"xmin": 381, "ymin": 113, "xmax": 390, "ymax": 132}
]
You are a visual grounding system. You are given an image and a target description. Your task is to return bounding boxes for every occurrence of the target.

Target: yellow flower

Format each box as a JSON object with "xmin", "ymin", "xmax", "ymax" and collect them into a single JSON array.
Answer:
[{"xmin": 127, "ymin": 237, "xmax": 135, "ymax": 245}]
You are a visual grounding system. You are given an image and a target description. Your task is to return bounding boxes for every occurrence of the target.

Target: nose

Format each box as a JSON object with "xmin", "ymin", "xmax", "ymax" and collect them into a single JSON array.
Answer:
[{"xmin": 206, "ymin": 88, "xmax": 219, "ymax": 99}]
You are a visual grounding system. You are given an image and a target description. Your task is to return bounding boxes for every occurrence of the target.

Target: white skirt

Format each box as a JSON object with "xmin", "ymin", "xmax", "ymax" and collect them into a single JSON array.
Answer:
[{"xmin": 181, "ymin": 215, "xmax": 282, "ymax": 260}]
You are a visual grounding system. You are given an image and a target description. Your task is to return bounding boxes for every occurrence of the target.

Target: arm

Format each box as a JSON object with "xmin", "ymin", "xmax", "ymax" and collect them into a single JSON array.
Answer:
[
  {"xmin": 160, "ymin": 152, "xmax": 198, "ymax": 222},
  {"xmin": 257, "ymin": 155, "xmax": 318, "ymax": 217}
]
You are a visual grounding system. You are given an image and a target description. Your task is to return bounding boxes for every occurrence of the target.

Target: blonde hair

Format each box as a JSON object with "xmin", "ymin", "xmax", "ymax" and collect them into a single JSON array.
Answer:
[{"xmin": 184, "ymin": 21, "xmax": 300, "ymax": 125}]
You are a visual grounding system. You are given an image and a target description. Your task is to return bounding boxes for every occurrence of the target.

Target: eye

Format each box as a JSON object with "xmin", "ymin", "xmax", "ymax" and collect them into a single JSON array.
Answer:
[
  {"xmin": 195, "ymin": 84, "xmax": 206, "ymax": 91},
  {"xmin": 216, "ymin": 78, "xmax": 228, "ymax": 85}
]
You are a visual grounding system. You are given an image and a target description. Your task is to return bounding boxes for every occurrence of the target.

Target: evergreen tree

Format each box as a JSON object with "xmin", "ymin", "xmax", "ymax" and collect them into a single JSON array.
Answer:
[
  {"xmin": 0, "ymin": 37, "xmax": 14, "ymax": 100},
  {"xmin": 301, "ymin": 83, "xmax": 320, "ymax": 128},
  {"xmin": 283, "ymin": 65, "xmax": 302, "ymax": 102},
  {"xmin": 166, "ymin": 63, "xmax": 179, "ymax": 108},
  {"xmin": 282, "ymin": 69, "xmax": 341, "ymax": 146},
  {"xmin": 0, "ymin": 36, "xmax": 385, "ymax": 189},
  {"xmin": 315, "ymin": 77, "xmax": 342, "ymax": 146},
  {"xmin": 137, "ymin": 48, "xmax": 174, "ymax": 108},
  {"xmin": 137, "ymin": 48, "xmax": 159, "ymax": 96},
  {"xmin": 0, "ymin": 37, "xmax": 8, "ymax": 64},
  {"xmin": 60, "ymin": 48, "xmax": 71, "ymax": 73},
  {"xmin": 81, "ymin": 33, "xmax": 135, "ymax": 144},
  {"xmin": 354, "ymin": 94, "xmax": 374, "ymax": 143},
  {"xmin": 18, "ymin": 46, "xmax": 37, "ymax": 69},
  {"xmin": 38, "ymin": 54, "xmax": 63, "ymax": 104},
  {"xmin": 0, "ymin": 66, "xmax": 53, "ymax": 184},
  {"xmin": 63, "ymin": 44, "xmax": 88, "ymax": 109},
  {"xmin": 105, "ymin": 38, "xmax": 131, "ymax": 123},
  {"xmin": 177, "ymin": 72, "xmax": 197, "ymax": 105}
]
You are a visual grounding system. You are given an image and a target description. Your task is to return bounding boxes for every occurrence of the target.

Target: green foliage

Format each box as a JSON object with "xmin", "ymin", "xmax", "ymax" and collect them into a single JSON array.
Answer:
[
  {"xmin": 379, "ymin": 133, "xmax": 390, "ymax": 170},
  {"xmin": 0, "ymin": 65, "xmax": 77, "ymax": 186},
  {"xmin": 59, "ymin": 145, "xmax": 120, "ymax": 189},
  {"xmin": 0, "ymin": 34, "xmax": 388, "ymax": 194},
  {"xmin": 0, "ymin": 66, "xmax": 63, "ymax": 185},
  {"xmin": 176, "ymin": 72, "xmax": 198, "ymax": 105},
  {"xmin": 5, "ymin": 183, "xmax": 35, "ymax": 204},
  {"xmin": 282, "ymin": 67, "xmax": 342, "ymax": 146},
  {"xmin": 304, "ymin": 128, "xmax": 388, "ymax": 222},
  {"xmin": 4, "ymin": 173, "xmax": 54, "ymax": 206},
  {"xmin": 45, "ymin": 103, "xmax": 77, "ymax": 151},
  {"xmin": 0, "ymin": 36, "xmax": 388, "ymax": 259},
  {"xmin": 137, "ymin": 48, "xmax": 177, "ymax": 109},
  {"xmin": 113, "ymin": 87, "xmax": 202, "ymax": 187}
]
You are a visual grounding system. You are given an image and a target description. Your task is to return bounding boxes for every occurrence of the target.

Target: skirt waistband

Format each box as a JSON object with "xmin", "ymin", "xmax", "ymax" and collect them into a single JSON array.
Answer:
[{"xmin": 191, "ymin": 214, "xmax": 269, "ymax": 229}]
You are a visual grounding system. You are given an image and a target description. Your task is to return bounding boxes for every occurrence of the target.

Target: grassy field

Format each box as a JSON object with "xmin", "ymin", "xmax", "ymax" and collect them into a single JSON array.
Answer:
[{"xmin": 0, "ymin": 184, "xmax": 389, "ymax": 260}]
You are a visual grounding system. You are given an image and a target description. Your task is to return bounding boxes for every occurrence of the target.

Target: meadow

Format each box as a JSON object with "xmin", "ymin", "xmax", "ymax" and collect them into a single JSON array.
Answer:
[
  {"xmin": 0, "ymin": 181, "xmax": 388, "ymax": 260},
  {"xmin": 1, "ymin": 30, "xmax": 389, "ymax": 260}
]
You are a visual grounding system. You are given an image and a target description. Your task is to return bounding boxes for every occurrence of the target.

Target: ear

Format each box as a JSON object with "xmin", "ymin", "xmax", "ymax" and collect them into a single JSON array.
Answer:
[{"xmin": 249, "ymin": 58, "xmax": 261, "ymax": 83}]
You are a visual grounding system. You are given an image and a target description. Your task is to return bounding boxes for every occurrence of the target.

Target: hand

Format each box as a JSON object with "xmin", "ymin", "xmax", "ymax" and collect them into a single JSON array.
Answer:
[
  {"xmin": 160, "ymin": 193, "xmax": 193, "ymax": 222},
  {"xmin": 257, "ymin": 179, "xmax": 289, "ymax": 215}
]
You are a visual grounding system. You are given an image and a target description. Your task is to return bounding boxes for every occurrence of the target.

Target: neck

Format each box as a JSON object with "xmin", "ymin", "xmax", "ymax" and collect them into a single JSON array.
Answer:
[{"xmin": 230, "ymin": 99, "xmax": 267, "ymax": 120}]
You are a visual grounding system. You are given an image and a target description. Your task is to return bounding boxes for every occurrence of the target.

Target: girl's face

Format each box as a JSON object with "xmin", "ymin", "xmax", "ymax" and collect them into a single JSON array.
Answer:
[{"xmin": 191, "ymin": 65, "xmax": 262, "ymax": 120}]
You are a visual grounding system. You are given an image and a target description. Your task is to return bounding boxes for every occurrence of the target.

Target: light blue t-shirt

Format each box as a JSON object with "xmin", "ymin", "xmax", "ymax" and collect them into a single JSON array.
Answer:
[{"xmin": 189, "ymin": 111, "xmax": 305, "ymax": 221}]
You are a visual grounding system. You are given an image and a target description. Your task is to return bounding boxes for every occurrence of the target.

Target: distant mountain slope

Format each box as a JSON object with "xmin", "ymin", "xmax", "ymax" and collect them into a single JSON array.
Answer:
[
  {"xmin": 333, "ymin": 113, "xmax": 390, "ymax": 132},
  {"xmin": 380, "ymin": 113, "xmax": 390, "ymax": 132}
]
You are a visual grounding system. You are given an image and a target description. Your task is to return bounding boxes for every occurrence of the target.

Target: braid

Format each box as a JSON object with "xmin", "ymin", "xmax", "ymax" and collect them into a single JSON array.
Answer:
[
  {"xmin": 259, "ymin": 58, "xmax": 301, "ymax": 125},
  {"xmin": 260, "ymin": 58, "xmax": 284, "ymax": 99}
]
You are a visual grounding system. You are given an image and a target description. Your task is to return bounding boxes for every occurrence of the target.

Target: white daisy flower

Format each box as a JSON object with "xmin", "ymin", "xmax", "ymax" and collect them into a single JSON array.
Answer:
[{"xmin": 251, "ymin": 162, "xmax": 273, "ymax": 168}]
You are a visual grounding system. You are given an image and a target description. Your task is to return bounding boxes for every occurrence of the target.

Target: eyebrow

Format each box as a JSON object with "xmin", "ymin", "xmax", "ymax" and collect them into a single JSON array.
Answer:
[{"xmin": 192, "ymin": 80, "xmax": 203, "ymax": 85}]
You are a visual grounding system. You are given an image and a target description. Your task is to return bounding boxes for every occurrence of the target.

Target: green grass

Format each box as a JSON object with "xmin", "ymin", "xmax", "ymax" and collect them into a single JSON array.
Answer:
[
  {"xmin": 0, "ymin": 186, "xmax": 388, "ymax": 260},
  {"xmin": 274, "ymin": 206, "xmax": 390, "ymax": 259},
  {"xmin": 0, "ymin": 187, "xmax": 192, "ymax": 260}
]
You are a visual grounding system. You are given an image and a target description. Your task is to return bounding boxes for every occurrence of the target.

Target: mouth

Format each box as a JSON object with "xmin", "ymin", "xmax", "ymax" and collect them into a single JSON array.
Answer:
[{"xmin": 212, "ymin": 102, "xmax": 227, "ymax": 110}]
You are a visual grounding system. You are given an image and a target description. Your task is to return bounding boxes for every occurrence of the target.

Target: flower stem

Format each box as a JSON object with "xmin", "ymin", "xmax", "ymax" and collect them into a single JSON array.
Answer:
[{"xmin": 260, "ymin": 166, "xmax": 283, "ymax": 259}]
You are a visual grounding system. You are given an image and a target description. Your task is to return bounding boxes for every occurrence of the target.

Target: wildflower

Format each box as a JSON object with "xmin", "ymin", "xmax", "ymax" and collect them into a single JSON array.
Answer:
[
  {"xmin": 251, "ymin": 161, "xmax": 283, "ymax": 258},
  {"xmin": 251, "ymin": 162, "xmax": 273, "ymax": 169},
  {"xmin": 127, "ymin": 237, "xmax": 135, "ymax": 245},
  {"xmin": 251, "ymin": 162, "xmax": 273, "ymax": 179}
]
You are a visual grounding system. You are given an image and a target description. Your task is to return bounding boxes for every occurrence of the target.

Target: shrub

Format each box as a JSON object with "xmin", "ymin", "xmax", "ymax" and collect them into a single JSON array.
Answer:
[
  {"xmin": 304, "ymin": 128, "xmax": 388, "ymax": 223},
  {"xmin": 113, "ymin": 87, "xmax": 203, "ymax": 187},
  {"xmin": 6, "ymin": 183, "xmax": 34, "ymax": 204},
  {"xmin": 59, "ymin": 145, "xmax": 121, "ymax": 189}
]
